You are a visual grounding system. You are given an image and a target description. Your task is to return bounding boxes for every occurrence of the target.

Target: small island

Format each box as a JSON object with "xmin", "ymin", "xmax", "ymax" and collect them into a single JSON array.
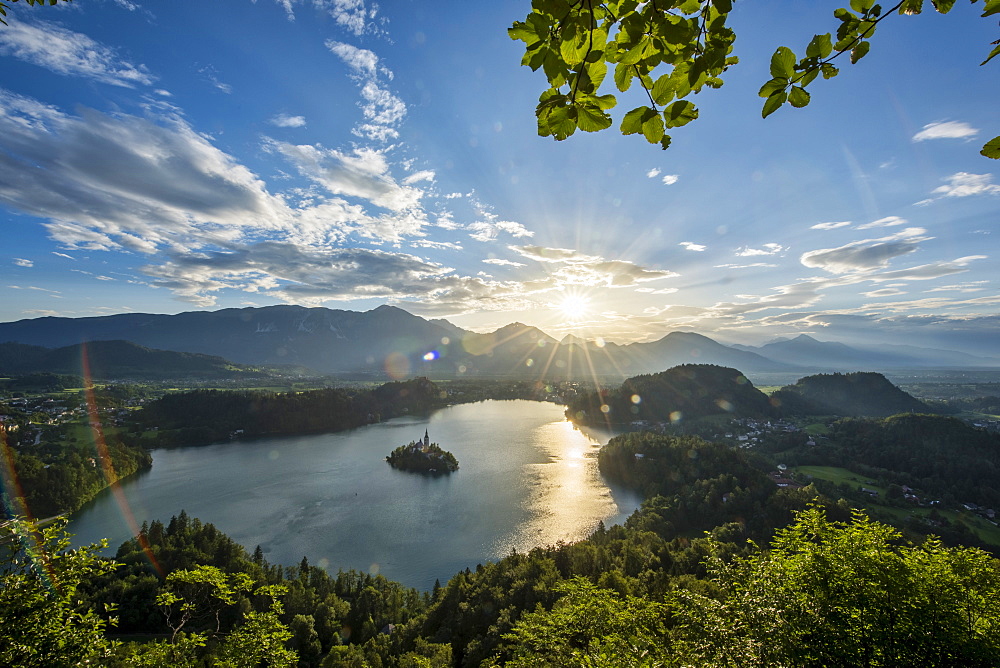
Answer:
[{"xmin": 386, "ymin": 429, "xmax": 459, "ymax": 475}]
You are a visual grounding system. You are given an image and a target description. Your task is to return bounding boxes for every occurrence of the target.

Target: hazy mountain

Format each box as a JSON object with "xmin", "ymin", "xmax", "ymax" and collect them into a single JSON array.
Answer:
[
  {"xmin": 734, "ymin": 334, "xmax": 999, "ymax": 369},
  {"xmin": 1, "ymin": 306, "xmax": 991, "ymax": 380},
  {"xmin": 0, "ymin": 305, "xmax": 463, "ymax": 376},
  {"xmin": 0, "ymin": 340, "xmax": 261, "ymax": 379},
  {"xmin": 623, "ymin": 331, "xmax": 794, "ymax": 374}
]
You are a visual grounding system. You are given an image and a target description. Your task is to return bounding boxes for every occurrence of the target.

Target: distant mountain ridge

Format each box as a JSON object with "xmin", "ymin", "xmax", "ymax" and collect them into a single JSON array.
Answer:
[
  {"xmin": 733, "ymin": 334, "xmax": 999, "ymax": 369},
  {"xmin": 0, "ymin": 340, "xmax": 265, "ymax": 379},
  {"xmin": 0, "ymin": 306, "xmax": 994, "ymax": 379}
]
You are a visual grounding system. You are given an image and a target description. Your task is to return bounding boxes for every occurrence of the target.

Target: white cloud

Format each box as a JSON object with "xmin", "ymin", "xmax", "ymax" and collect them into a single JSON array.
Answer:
[
  {"xmin": 465, "ymin": 200, "xmax": 533, "ymax": 242},
  {"xmin": 635, "ymin": 287, "xmax": 678, "ymax": 294},
  {"xmin": 198, "ymin": 65, "xmax": 232, "ymax": 94},
  {"xmin": 512, "ymin": 245, "xmax": 678, "ymax": 288},
  {"xmin": 679, "ymin": 241, "xmax": 705, "ymax": 252},
  {"xmin": 924, "ymin": 281, "xmax": 987, "ymax": 293},
  {"xmin": 867, "ymin": 255, "xmax": 986, "ymax": 283},
  {"xmin": 929, "ymin": 172, "xmax": 1000, "ymax": 199},
  {"xmin": 468, "ymin": 220, "xmax": 533, "ymax": 242},
  {"xmin": 862, "ymin": 288, "xmax": 905, "ymax": 297},
  {"xmin": 0, "ymin": 90, "xmax": 290, "ymax": 254},
  {"xmin": 270, "ymin": 114, "xmax": 307, "ymax": 128},
  {"xmin": 12, "ymin": 258, "xmax": 33, "ymax": 267},
  {"xmin": 714, "ymin": 262, "xmax": 778, "ymax": 269},
  {"xmin": 0, "ymin": 20, "xmax": 154, "ymax": 87},
  {"xmin": 661, "ymin": 174, "xmax": 679, "ymax": 185},
  {"xmin": 325, "ymin": 40, "xmax": 380, "ymax": 78},
  {"xmin": 855, "ymin": 215, "xmax": 907, "ymax": 230},
  {"xmin": 912, "ymin": 120, "xmax": 979, "ymax": 142},
  {"xmin": 811, "ymin": 221, "xmax": 851, "ymax": 230},
  {"xmin": 800, "ymin": 228, "xmax": 929, "ymax": 274},
  {"xmin": 483, "ymin": 258, "xmax": 525, "ymax": 267},
  {"xmin": 411, "ymin": 240, "xmax": 462, "ymax": 250},
  {"xmin": 267, "ymin": 140, "xmax": 425, "ymax": 214},
  {"xmin": 51, "ymin": 252, "xmax": 74, "ymax": 259},
  {"xmin": 646, "ymin": 168, "xmax": 660, "ymax": 178},
  {"xmin": 324, "ymin": 40, "xmax": 404, "ymax": 141},
  {"xmin": 402, "ymin": 170, "xmax": 435, "ymax": 185},
  {"xmin": 736, "ymin": 243, "xmax": 786, "ymax": 257}
]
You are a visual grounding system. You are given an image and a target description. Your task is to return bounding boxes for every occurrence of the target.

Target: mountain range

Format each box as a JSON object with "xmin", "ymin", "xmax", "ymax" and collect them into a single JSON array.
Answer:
[{"xmin": 0, "ymin": 305, "xmax": 996, "ymax": 379}]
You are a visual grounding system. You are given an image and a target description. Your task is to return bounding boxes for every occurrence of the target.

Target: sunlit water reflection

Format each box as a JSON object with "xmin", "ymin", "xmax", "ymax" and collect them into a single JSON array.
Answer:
[{"xmin": 69, "ymin": 400, "xmax": 640, "ymax": 590}]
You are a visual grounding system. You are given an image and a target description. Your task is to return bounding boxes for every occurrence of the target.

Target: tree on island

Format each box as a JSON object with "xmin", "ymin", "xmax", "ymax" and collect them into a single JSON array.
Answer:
[{"xmin": 386, "ymin": 430, "xmax": 459, "ymax": 474}]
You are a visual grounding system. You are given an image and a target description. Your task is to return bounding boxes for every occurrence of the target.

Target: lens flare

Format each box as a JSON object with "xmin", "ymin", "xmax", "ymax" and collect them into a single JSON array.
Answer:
[{"xmin": 80, "ymin": 342, "xmax": 162, "ymax": 576}]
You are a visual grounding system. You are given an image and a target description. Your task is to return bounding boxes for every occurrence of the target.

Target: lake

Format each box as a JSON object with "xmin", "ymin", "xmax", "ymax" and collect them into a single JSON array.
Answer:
[{"xmin": 68, "ymin": 400, "xmax": 642, "ymax": 590}]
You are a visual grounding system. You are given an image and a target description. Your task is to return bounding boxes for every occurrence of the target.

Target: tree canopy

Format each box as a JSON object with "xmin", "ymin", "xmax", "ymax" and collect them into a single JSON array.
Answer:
[{"xmin": 510, "ymin": 0, "xmax": 1000, "ymax": 157}]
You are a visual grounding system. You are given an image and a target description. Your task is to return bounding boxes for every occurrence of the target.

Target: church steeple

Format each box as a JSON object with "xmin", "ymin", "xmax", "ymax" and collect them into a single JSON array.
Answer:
[{"xmin": 424, "ymin": 429, "xmax": 429, "ymax": 448}]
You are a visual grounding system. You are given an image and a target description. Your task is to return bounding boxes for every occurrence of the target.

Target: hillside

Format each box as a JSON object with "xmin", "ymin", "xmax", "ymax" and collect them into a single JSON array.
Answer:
[
  {"xmin": 773, "ymin": 371, "xmax": 932, "ymax": 417},
  {"xmin": 0, "ymin": 340, "xmax": 265, "ymax": 379},
  {"xmin": 566, "ymin": 364, "xmax": 775, "ymax": 426}
]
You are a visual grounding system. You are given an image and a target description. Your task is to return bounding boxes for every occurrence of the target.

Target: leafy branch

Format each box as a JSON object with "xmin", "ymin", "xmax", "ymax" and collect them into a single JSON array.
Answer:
[
  {"xmin": 0, "ymin": 0, "xmax": 69, "ymax": 26},
  {"xmin": 511, "ymin": 0, "xmax": 999, "ymax": 157}
]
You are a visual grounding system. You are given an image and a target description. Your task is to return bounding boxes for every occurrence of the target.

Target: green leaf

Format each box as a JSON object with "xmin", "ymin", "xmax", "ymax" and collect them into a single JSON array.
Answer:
[
  {"xmin": 982, "ymin": 41, "xmax": 1000, "ymax": 66},
  {"xmin": 508, "ymin": 22, "xmax": 540, "ymax": 45},
  {"xmin": 652, "ymin": 72, "xmax": 677, "ymax": 105},
  {"xmin": 851, "ymin": 40, "xmax": 870, "ymax": 64},
  {"xmin": 799, "ymin": 67, "xmax": 820, "ymax": 86},
  {"xmin": 821, "ymin": 63, "xmax": 839, "ymax": 79},
  {"xmin": 641, "ymin": 113, "xmax": 665, "ymax": 144},
  {"xmin": 806, "ymin": 33, "xmax": 833, "ymax": 59},
  {"xmin": 770, "ymin": 46, "xmax": 796, "ymax": 78},
  {"xmin": 619, "ymin": 36, "xmax": 651, "ymax": 66},
  {"xmin": 576, "ymin": 103, "xmax": 613, "ymax": 132},
  {"xmin": 984, "ymin": 0, "xmax": 1000, "ymax": 17},
  {"xmin": 788, "ymin": 86, "xmax": 811, "ymax": 108},
  {"xmin": 762, "ymin": 90, "xmax": 787, "ymax": 118},
  {"xmin": 659, "ymin": 134, "xmax": 672, "ymax": 150},
  {"xmin": 621, "ymin": 106, "xmax": 654, "ymax": 135},
  {"xmin": 664, "ymin": 100, "xmax": 698, "ymax": 128},
  {"xmin": 614, "ymin": 62, "xmax": 634, "ymax": 92},
  {"xmin": 560, "ymin": 28, "xmax": 588, "ymax": 66},
  {"xmin": 585, "ymin": 59, "xmax": 608, "ymax": 90},
  {"xmin": 930, "ymin": 0, "xmax": 956, "ymax": 13},
  {"xmin": 593, "ymin": 93, "xmax": 616, "ymax": 110},
  {"xmin": 758, "ymin": 77, "xmax": 788, "ymax": 98},
  {"xmin": 981, "ymin": 136, "xmax": 1000, "ymax": 159},
  {"xmin": 712, "ymin": 0, "xmax": 733, "ymax": 13},
  {"xmin": 898, "ymin": 0, "xmax": 923, "ymax": 14},
  {"xmin": 541, "ymin": 106, "xmax": 577, "ymax": 140},
  {"xmin": 850, "ymin": 0, "xmax": 871, "ymax": 11}
]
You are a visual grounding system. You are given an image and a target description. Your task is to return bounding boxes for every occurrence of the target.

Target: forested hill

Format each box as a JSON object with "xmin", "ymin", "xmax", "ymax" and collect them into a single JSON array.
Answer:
[
  {"xmin": 566, "ymin": 364, "xmax": 775, "ymax": 426},
  {"xmin": 136, "ymin": 376, "xmax": 445, "ymax": 446},
  {"xmin": 818, "ymin": 413, "xmax": 1000, "ymax": 509},
  {"xmin": 0, "ymin": 340, "xmax": 269, "ymax": 380},
  {"xmin": 771, "ymin": 371, "xmax": 933, "ymax": 416}
]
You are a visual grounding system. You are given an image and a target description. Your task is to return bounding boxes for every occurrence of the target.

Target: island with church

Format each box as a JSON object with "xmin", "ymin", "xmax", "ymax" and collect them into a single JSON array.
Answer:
[{"xmin": 386, "ymin": 429, "xmax": 459, "ymax": 474}]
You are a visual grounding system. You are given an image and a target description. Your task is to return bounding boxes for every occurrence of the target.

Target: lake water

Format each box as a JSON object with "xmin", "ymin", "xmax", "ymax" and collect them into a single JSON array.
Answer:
[{"xmin": 68, "ymin": 400, "xmax": 641, "ymax": 590}]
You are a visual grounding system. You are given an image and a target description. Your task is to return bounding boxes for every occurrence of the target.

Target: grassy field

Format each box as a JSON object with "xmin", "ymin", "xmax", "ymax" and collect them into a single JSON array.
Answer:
[{"xmin": 793, "ymin": 465, "xmax": 1000, "ymax": 547}]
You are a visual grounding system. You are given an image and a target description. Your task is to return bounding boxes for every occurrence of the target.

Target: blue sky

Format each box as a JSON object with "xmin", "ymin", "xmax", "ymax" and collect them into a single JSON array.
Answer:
[{"xmin": 1, "ymin": 0, "xmax": 998, "ymax": 354}]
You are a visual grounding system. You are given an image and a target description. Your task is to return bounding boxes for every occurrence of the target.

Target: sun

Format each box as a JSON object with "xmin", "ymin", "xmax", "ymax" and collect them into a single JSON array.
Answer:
[{"xmin": 557, "ymin": 294, "xmax": 591, "ymax": 322}]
